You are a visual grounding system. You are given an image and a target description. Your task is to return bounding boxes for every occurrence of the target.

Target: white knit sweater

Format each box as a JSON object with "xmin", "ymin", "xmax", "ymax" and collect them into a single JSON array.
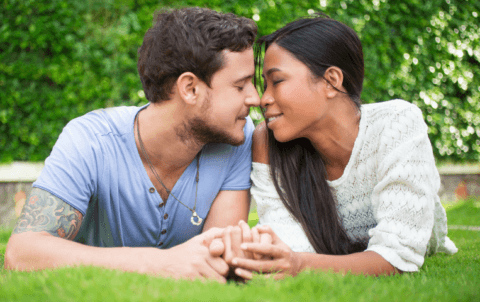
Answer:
[{"xmin": 251, "ymin": 99, "xmax": 458, "ymax": 272}]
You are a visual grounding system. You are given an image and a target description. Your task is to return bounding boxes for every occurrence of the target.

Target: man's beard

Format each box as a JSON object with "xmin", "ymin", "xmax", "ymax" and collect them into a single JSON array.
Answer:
[
  {"xmin": 176, "ymin": 95, "xmax": 245, "ymax": 147},
  {"xmin": 187, "ymin": 116, "xmax": 245, "ymax": 146}
]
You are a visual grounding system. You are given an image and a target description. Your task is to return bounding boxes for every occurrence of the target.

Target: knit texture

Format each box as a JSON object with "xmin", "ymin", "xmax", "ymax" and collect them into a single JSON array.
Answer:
[{"xmin": 251, "ymin": 99, "xmax": 458, "ymax": 272}]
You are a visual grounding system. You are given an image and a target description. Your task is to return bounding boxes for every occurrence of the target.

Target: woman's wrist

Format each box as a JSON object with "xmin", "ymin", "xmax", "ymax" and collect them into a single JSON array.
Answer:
[{"xmin": 292, "ymin": 251, "xmax": 305, "ymax": 276}]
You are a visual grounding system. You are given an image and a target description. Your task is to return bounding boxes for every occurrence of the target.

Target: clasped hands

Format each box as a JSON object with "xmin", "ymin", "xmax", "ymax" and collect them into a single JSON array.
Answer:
[{"xmin": 208, "ymin": 221, "xmax": 302, "ymax": 281}]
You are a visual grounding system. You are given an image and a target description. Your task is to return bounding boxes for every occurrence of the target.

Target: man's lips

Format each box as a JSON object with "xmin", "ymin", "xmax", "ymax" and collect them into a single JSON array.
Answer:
[{"xmin": 238, "ymin": 112, "xmax": 250, "ymax": 120}]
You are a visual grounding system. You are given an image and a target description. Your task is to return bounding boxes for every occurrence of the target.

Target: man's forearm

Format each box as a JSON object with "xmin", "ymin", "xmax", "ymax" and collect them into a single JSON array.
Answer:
[
  {"xmin": 6, "ymin": 228, "xmax": 230, "ymax": 282},
  {"xmin": 5, "ymin": 232, "xmax": 161, "ymax": 274}
]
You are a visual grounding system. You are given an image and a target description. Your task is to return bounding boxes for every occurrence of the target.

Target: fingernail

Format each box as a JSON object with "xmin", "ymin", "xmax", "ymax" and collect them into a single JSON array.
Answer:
[
  {"xmin": 236, "ymin": 269, "xmax": 242, "ymax": 276},
  {"xmin": 240, "ymin": 243, "xmax": 247, "ymax": 249},
  {"xmin": 232, "ymin": 258, "xmax": 238, "ymax": 265},
  {"xmin": 239, "ymin": 220, "xmax": 245, "ymax": 224}
]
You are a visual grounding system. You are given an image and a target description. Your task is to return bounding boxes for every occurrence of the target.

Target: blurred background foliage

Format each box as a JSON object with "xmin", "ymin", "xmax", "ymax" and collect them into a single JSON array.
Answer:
[{"xmin": 0, "ymin": 0, "xmax": 479, "ymax": 163}]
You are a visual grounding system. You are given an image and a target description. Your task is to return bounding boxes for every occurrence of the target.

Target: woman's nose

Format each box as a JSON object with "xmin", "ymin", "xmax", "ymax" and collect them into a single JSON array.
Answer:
[{"xmin": 260, "ymin": 89, "xmax": 273, "ymax": 108}]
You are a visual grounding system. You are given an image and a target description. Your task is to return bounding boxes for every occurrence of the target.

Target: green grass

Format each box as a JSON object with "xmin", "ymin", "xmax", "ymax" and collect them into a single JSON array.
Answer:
[
  {"xmin": 1, "ymin": 200, "xmax": 479, "ymax": 302},
  {"xmin": 443, "ymin": 197, "xmax": 480, "ymax": 226}
]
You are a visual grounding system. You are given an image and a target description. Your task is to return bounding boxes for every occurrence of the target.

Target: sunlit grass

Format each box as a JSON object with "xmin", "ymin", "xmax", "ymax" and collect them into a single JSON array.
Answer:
[{"xmin": 1, "ymin": 199, "xmax": 479, "ymax": 302}]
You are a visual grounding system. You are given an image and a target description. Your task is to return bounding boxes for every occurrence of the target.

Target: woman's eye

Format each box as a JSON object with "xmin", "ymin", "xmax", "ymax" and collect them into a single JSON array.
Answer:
[
  {"xmin": 273, "ymin": 79, "xmax": 283, "ymax": 86},
  {"xmin": 236, "ymin": 86, "xmax": 244, "ymax": 91}
]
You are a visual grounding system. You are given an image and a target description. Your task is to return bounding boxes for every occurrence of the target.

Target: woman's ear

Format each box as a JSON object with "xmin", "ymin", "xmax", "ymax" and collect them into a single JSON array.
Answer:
[
  {"xmin": 323, "ymin": 67, "xmax": 345, "ymax": 99},
  {"xmin": 176, "ymin": 72, "xmax": 203, "ymax": 105}
]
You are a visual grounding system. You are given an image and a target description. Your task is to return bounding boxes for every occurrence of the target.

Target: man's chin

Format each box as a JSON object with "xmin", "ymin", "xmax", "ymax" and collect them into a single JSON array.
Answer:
[
  {"xmin": 208, "ymin": 133, "xmax": 245, "ymax": 146},
  {"xmin": 186, "ymin": 116, "xmax": 246, "ymax": 146},
  {"xmin": 228, "ymin": 136, "xmax": 245, "ymax": 146}
]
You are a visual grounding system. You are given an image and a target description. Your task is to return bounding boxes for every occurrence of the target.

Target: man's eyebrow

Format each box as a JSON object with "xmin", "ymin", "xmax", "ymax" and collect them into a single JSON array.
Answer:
[
  {"xmin": 233, "ymin": 73, "xmax": 255, "ymax": 84},
  {"xmin": 263, "ymin": 67, "xmax": 281, "ymax": 78}
]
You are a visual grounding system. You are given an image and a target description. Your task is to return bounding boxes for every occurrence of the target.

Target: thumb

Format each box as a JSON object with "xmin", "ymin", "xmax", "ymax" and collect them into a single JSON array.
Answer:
[
  {"xmin": 255, "ymin": 225, "xmax": 279, "ymax": 244},
  {"xmin": 200, "ymin": 227, "xmax": 225, "ymax": 247},
  {"xmin": 209, "ymin": 238, "xmax": 225, "ymax": 257}
]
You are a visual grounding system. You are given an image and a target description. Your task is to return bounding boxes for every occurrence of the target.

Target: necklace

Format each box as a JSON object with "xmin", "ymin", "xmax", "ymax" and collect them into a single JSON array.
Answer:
[{"xmin": 135, "ymin": 110, "xmax": 203, "ymax": 226}]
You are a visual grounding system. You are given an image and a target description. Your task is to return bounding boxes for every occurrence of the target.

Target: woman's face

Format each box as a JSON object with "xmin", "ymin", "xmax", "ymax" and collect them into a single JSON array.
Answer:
[{"xmin": 261, "ymin": 43, "xmax": 329, "ymax": 143}]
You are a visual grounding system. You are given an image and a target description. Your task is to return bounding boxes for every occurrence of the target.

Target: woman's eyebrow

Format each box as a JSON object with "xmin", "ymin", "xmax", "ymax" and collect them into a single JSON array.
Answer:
[{"xmin": 263, "ymin": 67, "xmax": 281, "ymax": 78}]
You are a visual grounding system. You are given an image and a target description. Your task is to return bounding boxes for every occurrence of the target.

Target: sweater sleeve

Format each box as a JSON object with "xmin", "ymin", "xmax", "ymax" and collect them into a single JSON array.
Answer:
[
  {"xmin": 366, "ymin": 103, "xmax": 439, "ymax": 272},
  {"xmin": 250, "ymin": 162, "xmax": 316, "ymax": 253}
]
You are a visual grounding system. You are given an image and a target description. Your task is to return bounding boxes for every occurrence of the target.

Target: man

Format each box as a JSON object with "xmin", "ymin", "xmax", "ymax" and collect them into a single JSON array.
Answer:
[{"xmin": 5, "ymin": 7, "xmax": 260, "ymax": 282}]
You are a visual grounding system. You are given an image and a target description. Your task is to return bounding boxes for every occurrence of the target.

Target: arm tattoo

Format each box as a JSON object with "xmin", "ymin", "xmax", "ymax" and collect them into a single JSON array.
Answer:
[{"xmin": 12, "ymin": 188, "xmax": 83, "ymax": 240}]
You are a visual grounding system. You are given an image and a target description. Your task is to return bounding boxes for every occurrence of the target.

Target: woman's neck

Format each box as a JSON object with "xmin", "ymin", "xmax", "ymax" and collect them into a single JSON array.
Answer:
[{"xmin": 307, "ymin": 98, "xmax": 361, "ymax": 177}]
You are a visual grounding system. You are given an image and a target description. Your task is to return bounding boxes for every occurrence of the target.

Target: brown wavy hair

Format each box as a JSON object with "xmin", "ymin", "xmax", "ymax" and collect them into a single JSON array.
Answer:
[{"xmin": 138, "ymin": 7, "xmax": 257, "ymax": 103}]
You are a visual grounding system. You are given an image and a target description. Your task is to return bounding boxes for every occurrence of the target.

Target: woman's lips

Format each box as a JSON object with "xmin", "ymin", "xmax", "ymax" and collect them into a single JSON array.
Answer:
[{"xmin": 267, "ymin": 114, "xmax": 283, "ymax": 124}]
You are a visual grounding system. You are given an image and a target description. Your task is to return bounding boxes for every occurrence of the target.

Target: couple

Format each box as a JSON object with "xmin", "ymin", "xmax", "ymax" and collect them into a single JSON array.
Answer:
[{"xmin": 5, "ymin": 7, "xmax": 457, "ymax": 282}]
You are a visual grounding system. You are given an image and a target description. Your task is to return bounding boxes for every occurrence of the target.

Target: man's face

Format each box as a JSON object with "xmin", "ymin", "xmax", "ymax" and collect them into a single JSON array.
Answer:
[{"xmin": 189, "ymin": 48, "xmax": 260, "ymax": 146}]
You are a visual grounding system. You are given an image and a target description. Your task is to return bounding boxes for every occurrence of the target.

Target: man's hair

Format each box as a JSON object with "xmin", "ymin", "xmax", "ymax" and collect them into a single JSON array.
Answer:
[{"xmin": 137, "ymin": 7, "xmax": 257, "ymax": 103}]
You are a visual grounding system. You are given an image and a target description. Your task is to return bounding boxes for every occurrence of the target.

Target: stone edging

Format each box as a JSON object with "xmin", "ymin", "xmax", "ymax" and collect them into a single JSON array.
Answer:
[
  {"xmin": 0, "ymin": 162, "xmax": 45, "ymax": 182},
  {"xmin": 1, "ymin": 162, "xmax": 479, "ymax": 183},
  {"xmin": 448, "ymin": 225, "xmax": 480, "ymax": 231},
  {"xmin": 437, "ymin": 164, "xmax": 480, "ymax": 175}
]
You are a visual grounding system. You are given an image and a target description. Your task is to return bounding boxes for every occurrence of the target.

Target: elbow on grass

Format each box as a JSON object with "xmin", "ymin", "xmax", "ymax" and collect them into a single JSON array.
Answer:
[
  {"xmin": 4, "ymin": 235, "xmax": 33, "ymax": 272},
  {"xmin": 4, "ymin": 241, "xmax": 18, "ymax": 271}
]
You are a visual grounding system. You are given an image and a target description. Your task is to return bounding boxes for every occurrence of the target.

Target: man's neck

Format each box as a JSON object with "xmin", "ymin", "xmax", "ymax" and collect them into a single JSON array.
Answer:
[{"xmin": 135, "ymin": 102, "xmax": 204, "ymax": 174}]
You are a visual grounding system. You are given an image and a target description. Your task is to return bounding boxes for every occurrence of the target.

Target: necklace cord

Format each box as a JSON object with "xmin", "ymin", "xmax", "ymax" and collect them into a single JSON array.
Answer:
[{"xmin": 135, "ymin": 109, "xmax": 201, "ymax": 216}]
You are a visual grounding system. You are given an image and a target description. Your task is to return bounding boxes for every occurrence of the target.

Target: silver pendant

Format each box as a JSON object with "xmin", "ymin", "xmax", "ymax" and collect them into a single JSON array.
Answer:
[{"xmin": 191, "ymin": 211, "xmax": 203, "ymax": 226}]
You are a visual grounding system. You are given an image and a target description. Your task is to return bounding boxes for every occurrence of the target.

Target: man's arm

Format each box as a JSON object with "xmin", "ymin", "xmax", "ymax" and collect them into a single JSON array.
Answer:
[
  {"xmin": 202, "ymin": 189, "xmax": 250, "ymax": 232},
  {"xmin": 5, "ymin": 188, "xmax": 228, "ymax": 281},
  {"xmin": 12, "ymin": 187, "xmax": 83, "ymax": 239}
]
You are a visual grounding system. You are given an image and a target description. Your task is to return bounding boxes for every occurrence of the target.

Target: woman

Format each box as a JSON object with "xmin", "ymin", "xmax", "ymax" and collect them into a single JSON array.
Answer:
[{"xmin": 223, "ymin": 14, "xmax": 457, "ymax": 279}]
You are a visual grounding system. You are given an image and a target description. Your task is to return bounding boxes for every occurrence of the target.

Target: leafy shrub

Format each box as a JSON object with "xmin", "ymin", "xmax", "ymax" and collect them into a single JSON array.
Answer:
[{"xmin": 1, "ymin": 0, "xmax": 479, "ymax": 162}]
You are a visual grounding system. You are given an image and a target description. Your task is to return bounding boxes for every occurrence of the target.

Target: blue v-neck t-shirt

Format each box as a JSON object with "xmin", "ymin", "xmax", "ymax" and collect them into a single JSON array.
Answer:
[{"xmin": 33, "ymin": 105, "xmax": 254, "ymax": 248}]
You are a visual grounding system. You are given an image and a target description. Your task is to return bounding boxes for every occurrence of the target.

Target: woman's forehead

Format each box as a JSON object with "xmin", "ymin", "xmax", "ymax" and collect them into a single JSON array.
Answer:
[{"xmin": 263, "ymin": 44, "xmax": 302, "ymax": 73}]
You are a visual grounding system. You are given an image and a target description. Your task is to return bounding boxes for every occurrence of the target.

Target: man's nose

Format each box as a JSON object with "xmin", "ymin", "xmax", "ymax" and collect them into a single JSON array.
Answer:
[{"xmin": 245, "ymin": 84, "xmax": 261, "ymax": 107}]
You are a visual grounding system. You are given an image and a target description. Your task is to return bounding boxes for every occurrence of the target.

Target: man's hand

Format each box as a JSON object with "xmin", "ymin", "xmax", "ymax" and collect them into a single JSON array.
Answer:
[{"xmin": 156, "ymin": 227, "xmax": 229, "ymax": 282}]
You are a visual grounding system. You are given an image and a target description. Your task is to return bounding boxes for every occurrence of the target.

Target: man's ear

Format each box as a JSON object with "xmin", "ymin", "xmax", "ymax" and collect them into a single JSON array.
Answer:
[
  {"xmin": 176, "ymin": 72, "xmax": 204, "ymax": 105},
  {"xmin": 323, "ymin": 66, "xmax": 345, "ymax": 99}
]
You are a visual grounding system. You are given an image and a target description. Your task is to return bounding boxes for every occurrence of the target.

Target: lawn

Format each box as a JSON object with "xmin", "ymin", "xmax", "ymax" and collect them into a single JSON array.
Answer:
[{"xmin": 0, "ymin": 200, "xmax": 479, "ymax": 302}]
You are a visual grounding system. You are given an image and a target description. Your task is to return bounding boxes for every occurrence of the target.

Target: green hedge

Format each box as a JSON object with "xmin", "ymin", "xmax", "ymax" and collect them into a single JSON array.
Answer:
[{"xmin": 1, "ymin": 0, "xmax": 479, "ymax": 162}]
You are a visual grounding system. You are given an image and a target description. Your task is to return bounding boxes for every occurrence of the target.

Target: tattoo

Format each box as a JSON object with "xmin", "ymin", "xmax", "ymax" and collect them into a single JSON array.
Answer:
[{"xmin": 12, "ymin": 188, "xmax": 83, "ymax": 240}]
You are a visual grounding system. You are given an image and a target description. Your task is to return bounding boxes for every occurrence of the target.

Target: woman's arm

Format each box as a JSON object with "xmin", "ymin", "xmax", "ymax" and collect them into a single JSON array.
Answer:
[
  {"xmin": 231, "ymin": 225, "xmax": 400, "ymax": 280},
  {"xmin": 252, "ymin": 121, "xmax": 269, "ymax": 164}
]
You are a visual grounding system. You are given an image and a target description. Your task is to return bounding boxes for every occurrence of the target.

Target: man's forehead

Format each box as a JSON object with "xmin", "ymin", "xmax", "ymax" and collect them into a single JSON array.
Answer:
[{"xmin": 218, "ymin": 48, "xmax": 254, "ymax": 80}]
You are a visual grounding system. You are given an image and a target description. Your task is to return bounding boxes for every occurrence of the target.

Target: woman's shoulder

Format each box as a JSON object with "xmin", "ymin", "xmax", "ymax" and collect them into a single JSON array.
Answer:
[
  {"xmin": 361, "ymin": 99, "xmax": 424, "ymax": 129},
  {"xmin": 363, "ymin": 99, "xmax": 422, "ymax": 117},
  {"xmin": 252, "ymin": 121, "xmax": 270, "ymax": 165}
]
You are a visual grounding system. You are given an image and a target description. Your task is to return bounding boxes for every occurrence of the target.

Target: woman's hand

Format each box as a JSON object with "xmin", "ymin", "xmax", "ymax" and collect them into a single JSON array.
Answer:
[
  {"xmin": 231, "ymin": 225, "xmax": 302, "ymax": 280},
  {"xmin": 207, "ymin": 221, "xmax": 275, "ymax": 280}
]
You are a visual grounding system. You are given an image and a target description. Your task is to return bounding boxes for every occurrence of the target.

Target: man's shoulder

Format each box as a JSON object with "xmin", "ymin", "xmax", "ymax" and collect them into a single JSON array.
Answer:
[{"xmin": 66, "ymin": 105, "xmax": 141, "ymax": 137}]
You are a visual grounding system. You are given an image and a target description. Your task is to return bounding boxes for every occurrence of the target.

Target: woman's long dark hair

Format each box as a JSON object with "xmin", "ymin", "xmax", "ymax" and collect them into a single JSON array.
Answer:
[{"xmin": 255, "ymin": 14, "xmax": 367, "ymax": 255}]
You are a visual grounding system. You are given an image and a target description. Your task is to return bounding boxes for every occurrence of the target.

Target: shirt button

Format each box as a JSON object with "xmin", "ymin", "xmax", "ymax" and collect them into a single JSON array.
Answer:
[
  {"xmin": 164, "ymin": 213, "xmax": 168, "ymax": 220},
  {"xmin": 158, "ymin": 202, "xmax": 164, "ymax": 208},
  {"xmin": 158, "ymin": 242, "xmax": 163, "ymax": 247},
  {"xmin": 161, "ymin": 229, "xmax": 166, "ymax": 235},
  {"xmin": 149, "ymin": 187, "xmax": 155, "ymax": 193}
]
